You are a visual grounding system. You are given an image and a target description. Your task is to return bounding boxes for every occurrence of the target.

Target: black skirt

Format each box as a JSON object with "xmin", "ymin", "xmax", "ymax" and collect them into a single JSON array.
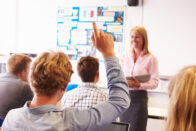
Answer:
[{"xmin": 120, "ymin": 90, "xmax": 148, "ymax": 131}]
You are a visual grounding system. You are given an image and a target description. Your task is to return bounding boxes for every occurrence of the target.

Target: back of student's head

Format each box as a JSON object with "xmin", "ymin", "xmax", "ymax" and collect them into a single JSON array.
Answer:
[
  {"xmin": 166, "ymin": 66, "xmax": 196, "ymax": 131},
  {"xmin": 7, "ymin": 53, "xmax": 32, "ymax": 75},
  {"xmin": 77, "ymin": 56, "xmax": 99, "ymax": 82},
  {"xmin": 29, "ymin": 51, "xmax": 73, "ymax": 96}
]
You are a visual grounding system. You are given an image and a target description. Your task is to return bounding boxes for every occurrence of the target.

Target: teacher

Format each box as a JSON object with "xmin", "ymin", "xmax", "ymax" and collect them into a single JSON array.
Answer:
[{"xmin": 120, "ymin": 26, "xmax": 159, "ymax": 131}]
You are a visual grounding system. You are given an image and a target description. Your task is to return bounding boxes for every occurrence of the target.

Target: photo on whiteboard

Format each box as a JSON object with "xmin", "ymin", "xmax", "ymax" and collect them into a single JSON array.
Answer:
[
  {"xmin": 114, "ymin": 34, "xmax": 123, "ymax": 42},
  {"xmin": 97, "ymin": 7, "xmax": 103, "ymax": 16},
  {"xmin": 115, "ymin": 16, "xmax": 123, "ymax": 23},
  {"xmin": 115, "ymin": 11, "xmax": 123, "ymax": 23}
]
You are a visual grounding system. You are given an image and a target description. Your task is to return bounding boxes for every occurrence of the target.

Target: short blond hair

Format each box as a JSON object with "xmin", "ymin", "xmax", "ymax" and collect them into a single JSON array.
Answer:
[
  {"xmin": 7, "ymin": 54, "xmax": 32, "ymax": 75},
  {"xmin": 131, "ymin": 26, "xmax": 150, "ymax": 55},
  {"xmin": 166, "ymin": 66, "xmax": 196, "ymax": 131},
  {"xmin": 30, "ymin": 51, "xmax": 73, "ymax": 96}
]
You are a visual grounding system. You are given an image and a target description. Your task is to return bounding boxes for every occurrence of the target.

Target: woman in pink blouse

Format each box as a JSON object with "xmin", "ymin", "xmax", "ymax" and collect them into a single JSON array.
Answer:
[{"xmin": 120, "ymin": 26, "xmax": 159, "ymax": 131}]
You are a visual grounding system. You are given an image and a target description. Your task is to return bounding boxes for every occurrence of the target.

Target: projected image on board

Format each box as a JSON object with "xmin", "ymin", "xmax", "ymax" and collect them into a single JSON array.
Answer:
[{"xmin": 57, "ymin": 6, "xmax": 124, "ymax": 60}]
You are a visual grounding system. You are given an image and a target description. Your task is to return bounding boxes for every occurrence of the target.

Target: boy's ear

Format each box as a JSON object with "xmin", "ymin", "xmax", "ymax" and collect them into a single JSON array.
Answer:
[
  {"xmin": 96, "ymin": 71, "xmax": 99, "ymax": 78},
  {"xmin": 94, "ymin": 71, "xmax": 99, "ymax": 83},
  {"xmin": 21, "ymin": 69, "xmax": 26, "ymax": 75},
  {"xmin": 17, "ymin": 69, "xmax": 25, "ymax": 80},
  {"xmin": 63, "ymin": 83, "xmax": 69, "ymax": 92}
]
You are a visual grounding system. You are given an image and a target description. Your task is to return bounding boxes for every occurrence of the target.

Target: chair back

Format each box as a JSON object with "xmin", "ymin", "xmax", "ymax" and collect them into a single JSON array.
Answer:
[
  {"xmin": 66, "ymin": 84, "xmax": 78, "ymax": 92},
  {"xmin": 101, "ymin": 122, "xmax": 130, "ymax": 131},
  {"xmin": 0, "ymin": 117, "xmax": 4, "ymax": 127}
]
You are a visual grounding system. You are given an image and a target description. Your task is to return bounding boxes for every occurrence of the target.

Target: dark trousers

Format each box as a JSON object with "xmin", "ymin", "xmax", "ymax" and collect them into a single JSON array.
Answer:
[{"xmin": 120, "ymin": 90, "xmax": 148, "ymax": 131}]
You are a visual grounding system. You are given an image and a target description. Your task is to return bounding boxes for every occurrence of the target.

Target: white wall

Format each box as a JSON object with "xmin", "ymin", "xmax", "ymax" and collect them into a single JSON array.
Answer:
[
  {"xmin": 1, "ymin": 0, "xmax": 196, "ymax": 76},
  {"xmin": 0, "ymin": 0, "xmax": 16, "ymax": 55},
  {"xmin": 16, "ymin": 0, "xmax": 58, "ymax": 53},
  {"xmin": 142, "ymin": 0, "xmax": 196, "ymax": 75}
]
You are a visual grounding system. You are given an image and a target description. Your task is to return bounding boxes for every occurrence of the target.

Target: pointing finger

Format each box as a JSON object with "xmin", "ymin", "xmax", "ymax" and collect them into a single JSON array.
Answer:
[
  {"xmin": 91, "ymin": 32, "xmax": 95, "ymax": 45},
  {"xmin": 92, "ymin": 21, "xmax": 99, "ymax": 38},
  {"xmin": 99, "ymin": 29, "xmax": 104, "ymax": 37}
]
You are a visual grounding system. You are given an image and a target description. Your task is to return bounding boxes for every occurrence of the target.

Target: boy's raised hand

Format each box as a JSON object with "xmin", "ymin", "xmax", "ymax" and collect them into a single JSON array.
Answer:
[{"xmin": 91, "ymin": 22, "xmax": 115, "ymax": 58}]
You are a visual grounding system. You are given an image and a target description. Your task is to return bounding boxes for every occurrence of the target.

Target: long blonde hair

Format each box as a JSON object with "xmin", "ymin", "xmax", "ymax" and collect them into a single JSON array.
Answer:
[
  {"xmin": 131, "ymin": 26, "xmax": 150, "ymax": 55},
  {"xmin": 166, "ymin": 66, "xmax": 196, "ymax": 131}
]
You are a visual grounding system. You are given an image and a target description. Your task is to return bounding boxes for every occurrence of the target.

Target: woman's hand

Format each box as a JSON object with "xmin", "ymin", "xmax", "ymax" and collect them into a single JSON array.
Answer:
[{"xmin": 127, "ymin": 77, "xmax": 140, "ymax": 88}]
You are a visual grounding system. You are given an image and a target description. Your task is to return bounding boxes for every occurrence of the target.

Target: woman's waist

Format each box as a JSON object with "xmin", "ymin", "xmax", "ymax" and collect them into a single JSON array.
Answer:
[{"xmin": 129, "ymin": 90, "xmax": 148, "ymax": 102}]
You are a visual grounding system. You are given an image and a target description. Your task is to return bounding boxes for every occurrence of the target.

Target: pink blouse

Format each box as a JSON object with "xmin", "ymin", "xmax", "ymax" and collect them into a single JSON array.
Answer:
[{"xmin": 120, "ymin": 51, "xmax": 159, "ymax": 90}]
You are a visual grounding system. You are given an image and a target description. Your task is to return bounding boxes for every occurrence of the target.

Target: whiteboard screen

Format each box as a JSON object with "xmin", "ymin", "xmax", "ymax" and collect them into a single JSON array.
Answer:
[{"xmin": 57, "ymin": 6, "xmax": 125, "ymax": 60}]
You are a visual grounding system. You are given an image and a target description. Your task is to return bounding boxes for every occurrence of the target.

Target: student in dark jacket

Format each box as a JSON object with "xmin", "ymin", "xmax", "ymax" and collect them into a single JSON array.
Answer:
[{"xmin": 0, "ymin": 54, "xmax": 33, "ymax": 121}]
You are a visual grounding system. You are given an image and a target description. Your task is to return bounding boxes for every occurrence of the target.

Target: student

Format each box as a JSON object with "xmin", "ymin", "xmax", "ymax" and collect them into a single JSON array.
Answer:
[
  {"xmin": 166, "ymin": 66, "xmax": 196, "ymax": 131},
  {"xmin": 119, "ymin": 26, "xmax": 159, "ymax": 131},
  {"xmin": 0, "ymin": 54, "xmax": 33, "ymax": 125},
  {"xmin": 61, "ymin": 56, "xmax": 108, "ymax": 110},
  {"xmin": 1, "ymin": 22, "xmax": 130, "ymax": 131}
]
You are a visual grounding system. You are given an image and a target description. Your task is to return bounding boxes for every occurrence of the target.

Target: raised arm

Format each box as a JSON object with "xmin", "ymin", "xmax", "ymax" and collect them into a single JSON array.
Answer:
[{"xmin": 72, "ymin": 22, "xmax": 130, "ymax": 131}]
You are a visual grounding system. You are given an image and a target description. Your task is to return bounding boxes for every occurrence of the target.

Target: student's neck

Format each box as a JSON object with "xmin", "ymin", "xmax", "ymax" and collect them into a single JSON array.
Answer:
[{"xmin": 29, "ymin": 94, "xmax": 58, "ymax": 108}]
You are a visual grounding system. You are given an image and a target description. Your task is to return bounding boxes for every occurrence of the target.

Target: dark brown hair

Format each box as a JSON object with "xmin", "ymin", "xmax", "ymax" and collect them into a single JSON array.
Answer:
[{"xmin": 77, "ymin": 56, "xmax": 99, "ymax": 82}]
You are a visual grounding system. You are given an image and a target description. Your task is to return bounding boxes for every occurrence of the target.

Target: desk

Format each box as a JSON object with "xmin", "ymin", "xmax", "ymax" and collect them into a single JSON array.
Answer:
[
  {"xmin": 148, "ymin": 107, "xmax": 167, "ymax": 120},
  {"xmin": 100, "ymin": 87, "xmax": 169, "ymax": 120}
]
